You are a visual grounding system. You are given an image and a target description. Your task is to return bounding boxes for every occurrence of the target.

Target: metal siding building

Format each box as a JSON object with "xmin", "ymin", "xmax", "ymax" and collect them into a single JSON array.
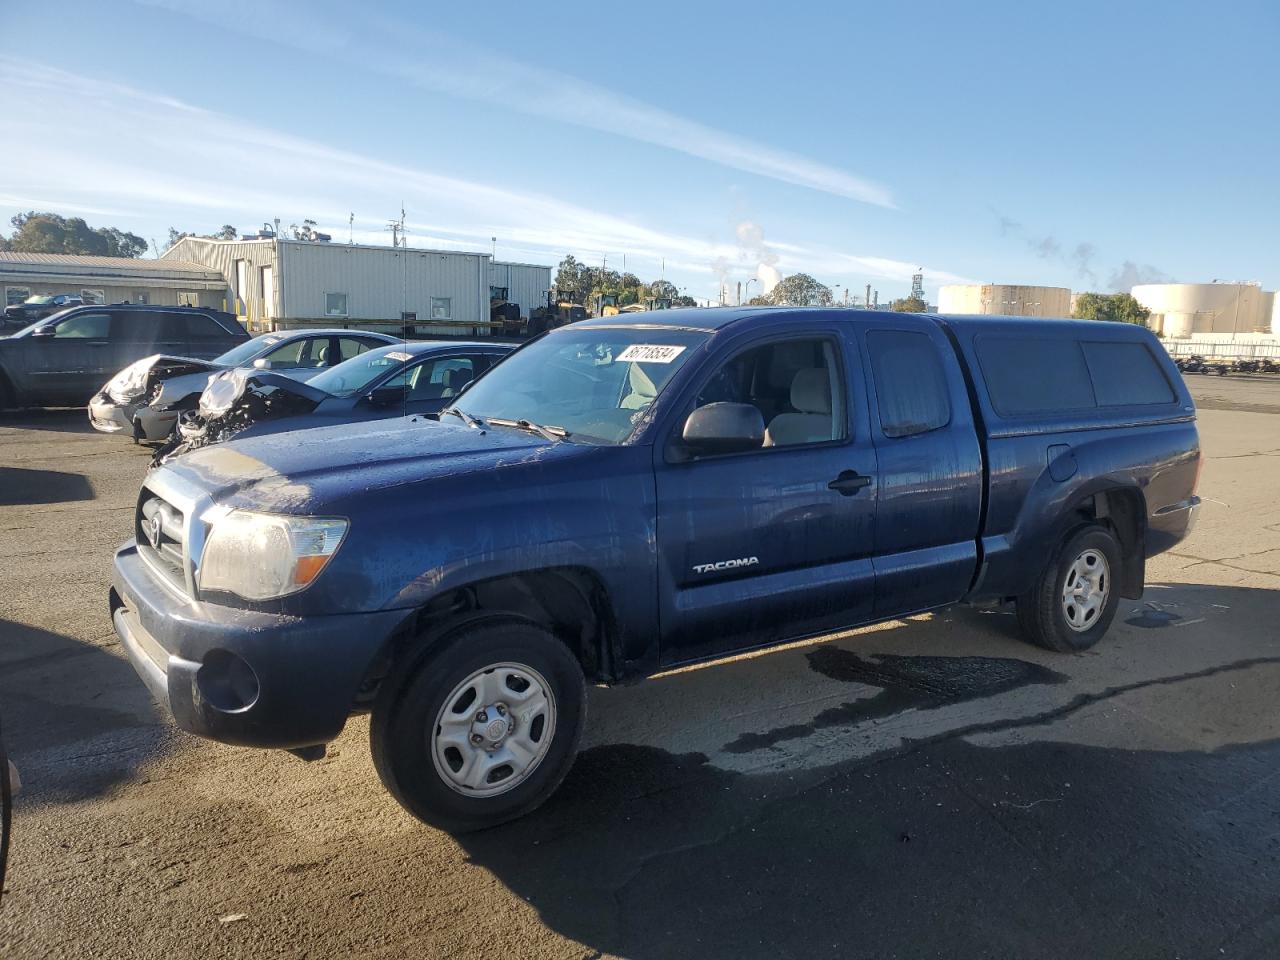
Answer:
[
  {"xmin": 278, "ymin": 242, "xmax": 488, "ymax": 336},
  {"xmin": 0, "ymin": 252, "xmax": 228, "ymax": 309},
  {"xmin": 491, "ymin": 260, "xmax": 551, "ymax": 319},
  {"xmin": 162, "ymin": 237, "xmax": 548, "ymax": 335}
]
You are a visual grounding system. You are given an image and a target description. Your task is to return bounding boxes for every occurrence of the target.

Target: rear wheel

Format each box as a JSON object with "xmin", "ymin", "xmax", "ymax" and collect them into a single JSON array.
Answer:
[
  {"xmin": 1016, "ymin": 525, "xmax": 1122, "ymax": 652},
  {"xmin": 370, "ymin": 619, "xmax": 586, "ymax": 832}
]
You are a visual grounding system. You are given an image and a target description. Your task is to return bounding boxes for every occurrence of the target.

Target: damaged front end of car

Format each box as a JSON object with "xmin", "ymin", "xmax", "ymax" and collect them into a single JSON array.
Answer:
[{"xmin": 150, "ymin": 368, "xmax": 325, "ymax": 467}]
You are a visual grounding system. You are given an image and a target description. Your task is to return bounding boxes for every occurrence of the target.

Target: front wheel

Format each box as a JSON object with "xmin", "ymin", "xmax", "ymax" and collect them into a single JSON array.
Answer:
[
  {"xmin": 370, "ymin": 619, "xmax": 586, "ymax": 832},
  {"xmin": 1016, "ymin": 525, "xmax": 1122, "ymax": 652}
]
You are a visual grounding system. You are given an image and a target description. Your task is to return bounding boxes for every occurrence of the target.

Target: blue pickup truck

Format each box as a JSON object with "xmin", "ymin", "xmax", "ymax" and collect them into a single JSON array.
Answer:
[{"xmin": 110, "ymin": 308, "xmax": 1201, "ymax": 830}]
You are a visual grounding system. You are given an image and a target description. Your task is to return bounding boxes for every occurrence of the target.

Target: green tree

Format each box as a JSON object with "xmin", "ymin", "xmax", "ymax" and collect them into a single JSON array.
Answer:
[
  {"xmin": 1072, "ymin": 292, "xmax": 1151, "ymax": 325},
  {"xmin": 4, "ymin": 212, "xmax": 147, "ymax": 258},
  {"xmin": 554, "ymin": 255, "xmax": 591, "ymax": 299},
  {"xmin": 671, "ymin": 295, "xmax": 697, "ymax": 307},
  {"xmin": 746, "ymin": 295, "xmax": 773, "ymax": 306},
  {"xmin": 767, "ymin": 273, "xmax": 833, "ymax": 307},
  {"xmin": 892, "ymin": 296, "xmax": 928, "ymax": 313}
]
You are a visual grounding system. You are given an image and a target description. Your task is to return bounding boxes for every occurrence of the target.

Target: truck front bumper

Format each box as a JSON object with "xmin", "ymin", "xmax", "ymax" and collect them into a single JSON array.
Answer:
[{"xmin": 111, "ymin": 540, "xmax": 409, "ymax": 749}]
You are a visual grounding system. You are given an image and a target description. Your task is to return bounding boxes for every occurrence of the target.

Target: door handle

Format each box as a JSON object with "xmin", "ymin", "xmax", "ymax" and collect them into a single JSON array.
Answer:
[{"xmin": 828, "ymin": 470, "xmax": 872, "ymax": 496}]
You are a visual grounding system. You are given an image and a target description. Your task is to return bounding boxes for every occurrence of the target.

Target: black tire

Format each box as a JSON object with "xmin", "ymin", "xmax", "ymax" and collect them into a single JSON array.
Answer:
[
  {"xmin": 370, "ymin": 618, "xmax": 586, "ymax": 832},
  {"xmin": 1016, "ymin": 525, "xmax": 1123, "ymax": 653}
]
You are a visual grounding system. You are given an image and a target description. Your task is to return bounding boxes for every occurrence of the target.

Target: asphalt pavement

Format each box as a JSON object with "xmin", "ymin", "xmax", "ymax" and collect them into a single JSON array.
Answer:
[{"xmin": 1, "ymin": 376, "xmax": 1278, "ymax": 959}]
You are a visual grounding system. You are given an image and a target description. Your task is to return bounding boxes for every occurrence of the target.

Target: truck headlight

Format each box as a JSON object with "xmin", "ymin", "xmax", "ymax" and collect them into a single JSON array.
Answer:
[
  {"xmin": 106, "ymin": 356, "xmax": 158, "ymax": 404},
  {"xmin": 198, "ymin": 511, "xmax": 348, "ymax": 601}
]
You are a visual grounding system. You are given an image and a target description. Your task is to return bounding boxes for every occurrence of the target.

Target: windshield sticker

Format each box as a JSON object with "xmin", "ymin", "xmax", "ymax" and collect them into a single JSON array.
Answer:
[
  {"xmin": 616, "ymin": 344, "xmax": 687, "ymax": 364},
  {"xmin": 385, "ymin": 351, "xmax": 413, "ymax": 361}
]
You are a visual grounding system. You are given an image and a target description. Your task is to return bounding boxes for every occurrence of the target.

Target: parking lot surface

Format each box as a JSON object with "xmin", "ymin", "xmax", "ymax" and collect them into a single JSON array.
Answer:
[{"xmin": 1, "ymin": 378, "xmax": 1279, "ymax": 959}]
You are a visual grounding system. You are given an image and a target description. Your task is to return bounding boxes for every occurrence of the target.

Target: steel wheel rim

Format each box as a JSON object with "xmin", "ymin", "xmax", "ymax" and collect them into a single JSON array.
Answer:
[
  {"xmin": 1061, "ymin": 548, "xmax": 1109, "ymax": 633},
  {"xmin": 430, "ymin": 661, "xmax": 557, "ymax": 798}
]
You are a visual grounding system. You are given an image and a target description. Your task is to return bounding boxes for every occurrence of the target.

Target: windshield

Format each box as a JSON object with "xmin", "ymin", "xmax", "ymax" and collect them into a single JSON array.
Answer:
[
  {"xmin": 25, "ymin": 295, "xmax": 55, "ymax": 305},
  {"xmin": 214, "ymin": 333, "xmax": 285, "ymax": 367},
  {"xmin": 449, "ymin": 326, "xmax": 707, "ymax": 443},
  {"xmin": 307, "ymin": 346, "xmax": 413, "ymax": 397}
]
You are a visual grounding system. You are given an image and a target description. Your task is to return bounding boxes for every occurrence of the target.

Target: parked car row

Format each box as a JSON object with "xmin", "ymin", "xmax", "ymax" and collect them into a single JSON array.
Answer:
[
  {"xmin": 103, "ymin": 307, "xmax": 1201, "ymax": 833},
  {"xmin": 89, "ymin": 328, "xmax": 403, "ymax": 441}
]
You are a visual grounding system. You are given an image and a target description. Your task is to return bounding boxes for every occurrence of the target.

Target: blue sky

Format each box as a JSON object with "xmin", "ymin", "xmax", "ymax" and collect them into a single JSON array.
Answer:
[{"xmin": 1, "ymin": 0, "xmax": 1276, "ymax": 303}]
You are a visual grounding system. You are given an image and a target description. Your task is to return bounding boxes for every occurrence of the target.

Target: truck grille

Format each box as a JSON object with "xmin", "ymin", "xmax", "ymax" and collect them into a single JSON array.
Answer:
[{"xmin": 137, "ymin": 489, "xmax": 188, "ymax": 592}]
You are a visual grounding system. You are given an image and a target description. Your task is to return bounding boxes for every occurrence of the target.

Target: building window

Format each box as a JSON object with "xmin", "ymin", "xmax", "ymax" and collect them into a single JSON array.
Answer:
[
  {"xmin": 5, "ymin": 286, "xmax": 31, "ymax": 307},
  {"xmin": 430, "ymin": 297, "xmax": 452, "ymax": 320},
  {"xmin": 325, "ymin": 292, "xmax": 349, "ymax": 317},
  {"xmin": 133, "ymin": 291, "xmax": 150, "ymax": 305},
  {"xmin": 177, "ymin": 291, "xmax": 199, "ymax": 307},
  {"xmin": 81, "ymin": 288, "xmax": 105, "ymax": 305}
]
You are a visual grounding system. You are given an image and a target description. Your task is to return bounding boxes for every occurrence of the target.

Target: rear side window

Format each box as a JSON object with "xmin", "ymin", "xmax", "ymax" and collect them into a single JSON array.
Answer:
[
  {"xmin": 178, "ymin": 313, "xmax": 231, "ymax": 340},
  {"xmin": 1081, "ymin": 341, "xmax": 1176, "ymax": 406},
  {"xmin": 867, "ymin": 330, "xmax": 951, "ymax": 438},
  {"xmin": 976, "ymin": 337, "xmax": 1095, "ymax": 416}
]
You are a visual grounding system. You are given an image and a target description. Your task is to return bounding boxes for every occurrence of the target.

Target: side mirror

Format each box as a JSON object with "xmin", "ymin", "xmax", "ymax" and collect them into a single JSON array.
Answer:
[
  {"xmin": 680, "ymin": 402, "xmax": 765, "ymax": 457},
  {"xmin": 366, "ymin": 386, "xmax": 403, "ymax": 406},
  {"xmin": 31, "ymin": 325, "xmax": 54, "ymax": 338},
  {"xmin": 252, "ymin": 357, "xmax": 272, "ymax": 370}
]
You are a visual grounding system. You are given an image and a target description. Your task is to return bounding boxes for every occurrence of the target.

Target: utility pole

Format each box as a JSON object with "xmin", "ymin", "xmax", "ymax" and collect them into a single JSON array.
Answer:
[
  {"xmin": 736, "ymin": 281, "xmax": 742, "ymax": 306},
  {"xmin": 349, "ymin": 213, "xmax": 354, "ymax": 245},
  {"xmin": 491, "ymin": 236, "xmax": 497, "ymax": 259}
]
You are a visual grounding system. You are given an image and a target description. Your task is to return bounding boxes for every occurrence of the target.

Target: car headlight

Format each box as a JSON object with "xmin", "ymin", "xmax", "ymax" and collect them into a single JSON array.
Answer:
[
  {"xmin": 197, "ymin": 511, "xmax": 348, "ymax": 601},
  {"xmin": 106, "ymin": 356, "xmax": 158, "ymax": 404}
]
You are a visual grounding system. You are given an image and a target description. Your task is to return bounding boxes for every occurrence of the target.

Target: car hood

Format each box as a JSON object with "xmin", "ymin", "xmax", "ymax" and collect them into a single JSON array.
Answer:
[{"xmin": 160, "ymin": 417, "xmax": 570, "ymax": 511}]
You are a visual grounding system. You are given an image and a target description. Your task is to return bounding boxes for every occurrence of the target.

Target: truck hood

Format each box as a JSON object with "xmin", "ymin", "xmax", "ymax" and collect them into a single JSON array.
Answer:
[{"xmin": 160, "ymin": 416, "xmax": 566, "ymax": 510}]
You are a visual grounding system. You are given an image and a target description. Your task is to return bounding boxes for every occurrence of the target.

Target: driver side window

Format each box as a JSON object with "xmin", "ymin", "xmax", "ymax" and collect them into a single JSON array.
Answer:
[{"xmin": 690, "ymin": 337, "xmax": 846, "ymax": 450}]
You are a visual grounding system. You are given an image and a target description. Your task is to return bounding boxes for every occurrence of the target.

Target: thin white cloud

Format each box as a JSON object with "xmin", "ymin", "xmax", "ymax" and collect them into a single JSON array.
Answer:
[
  {"xmin": 134, "ymin": 0, "xmax": 894, "ymax": 208},
  {"xmin": 0, "ymin": 60, "xmax": 964, "ymax": 296}
]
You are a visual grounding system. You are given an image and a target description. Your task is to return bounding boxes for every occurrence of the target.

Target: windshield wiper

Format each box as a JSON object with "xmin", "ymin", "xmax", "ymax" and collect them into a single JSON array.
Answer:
[
  {"xmin": 487, "ymin": 417, "xmax": 568, "ymax": 441},
  {"xmin": 442, "ymin": 406, "xmax": 484, "ymax": 429}
]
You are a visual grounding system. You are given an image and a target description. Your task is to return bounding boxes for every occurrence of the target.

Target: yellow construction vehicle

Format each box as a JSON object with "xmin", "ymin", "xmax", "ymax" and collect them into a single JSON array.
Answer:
[
  {"xmin": 590, "ymin": 292, "xmax": 622, "ymax": 318},
  {"xmin": 528, "ymin": 289, "xmax": 588, "ymax": 334}
]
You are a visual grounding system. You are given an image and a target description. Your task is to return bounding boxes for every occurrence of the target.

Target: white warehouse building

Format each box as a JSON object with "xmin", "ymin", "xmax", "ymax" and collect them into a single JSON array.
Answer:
[
  {"xmin": 937, "ymin": 284, "xmax": 1073, "ymax": 318},
  {"xmin": 162, "ymin": 235, "xmax": 551, "ymax": 335},
  {"xmin": 1130, "ymin": 282, "xmax": 1277, "ymax": 338}
]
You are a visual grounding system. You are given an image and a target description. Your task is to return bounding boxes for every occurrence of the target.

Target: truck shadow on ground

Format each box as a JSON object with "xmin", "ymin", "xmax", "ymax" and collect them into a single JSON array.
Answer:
[
  {"xmin": 453, "ymin": 582, "xmax": 1280, "ymax": 959},
  {"xmin": 0, "ymin": 409, "xmax": 96, "ymax": 435},
  {"xmin": 460, "ymin": 736, "xmax": 1280, "ymax": 959},
  {"xmin": 0, "ymin": 466, "xmax": 95, "ymax": 506},
  {"xmin": 0, "ymin": 619, "xmax": 170, "ymax": 805}
]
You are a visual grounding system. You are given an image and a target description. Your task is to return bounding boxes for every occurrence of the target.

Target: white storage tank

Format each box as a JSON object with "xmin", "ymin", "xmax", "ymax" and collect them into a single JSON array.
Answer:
[
  {"xmin": 938, "ymin": 284, "xmax": 1072, "ymax": 318},
  {"xmin": 1131, "ymin": 282, "xmax": 1272, "ymax": 337}
]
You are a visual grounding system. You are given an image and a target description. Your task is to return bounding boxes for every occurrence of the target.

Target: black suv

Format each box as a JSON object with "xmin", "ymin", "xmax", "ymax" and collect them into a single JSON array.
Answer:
[
  {"xmin": 2, "ymin": 294, "xmax": 84, "ymax": 330},
  {"xmin": 0, "ymin": 304, "xmax": 248, "ymax": 409}
]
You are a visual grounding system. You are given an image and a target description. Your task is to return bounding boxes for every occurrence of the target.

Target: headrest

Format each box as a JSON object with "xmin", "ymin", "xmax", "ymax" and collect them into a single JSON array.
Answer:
[
  {"xmin": 444, "ymin": 367, "xmax": 474, "ymax": 390},
  {"xmin": 790, "ymin": 368, "xmax": 830, "ymax": 414}
]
